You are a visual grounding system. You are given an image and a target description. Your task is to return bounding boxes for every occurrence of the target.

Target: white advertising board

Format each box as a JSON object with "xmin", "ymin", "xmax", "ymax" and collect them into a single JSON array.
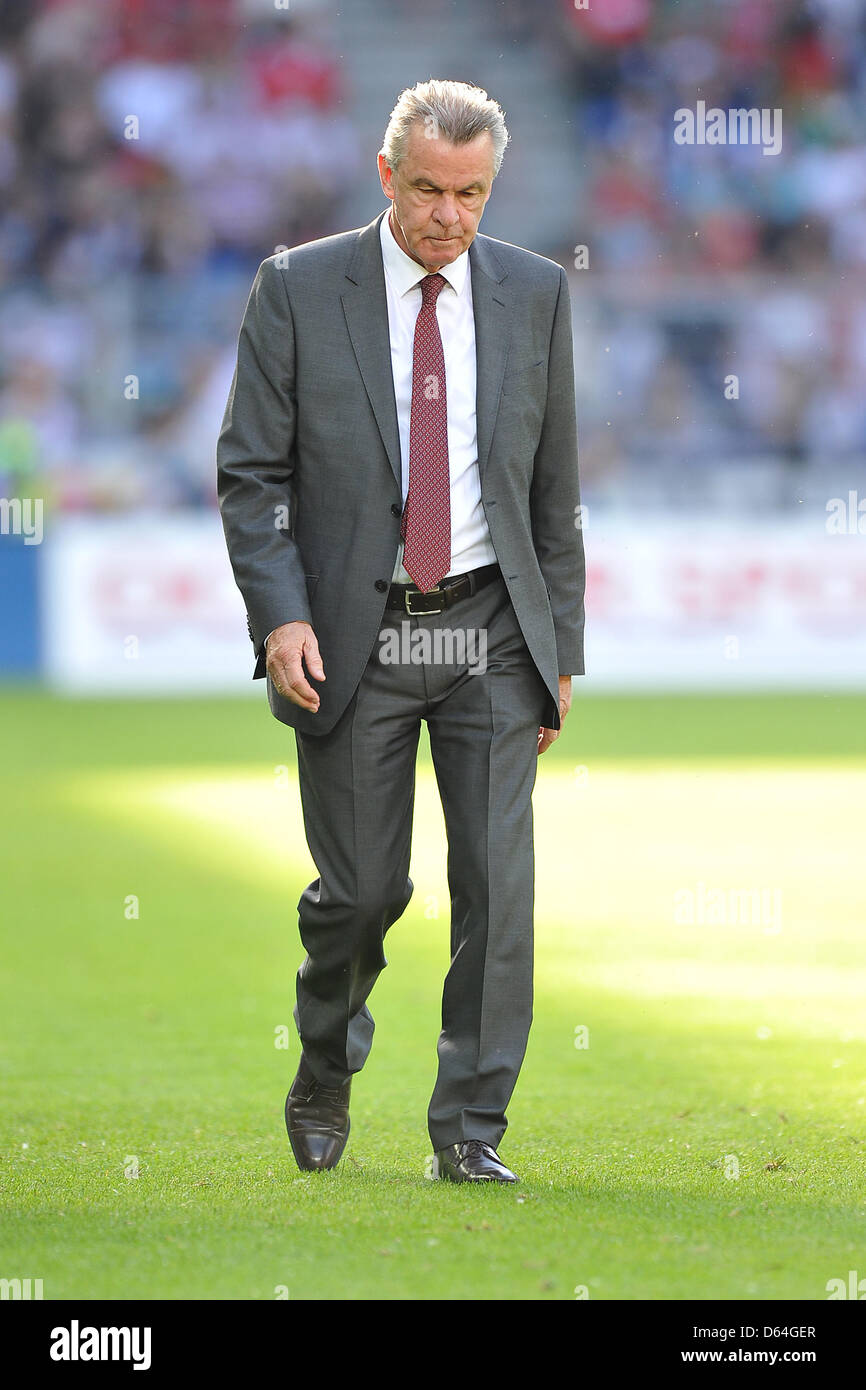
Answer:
[
  {"xmin": 583, "ymin": 517, "xmax": 866, "ymax": 688},
  {"xmin": 41, "ymin": 514, "xmax": 866, "ymax": 693},
  {"xmin": 42, "ymin": 515, "xmax": 255, "ymax": 693}
]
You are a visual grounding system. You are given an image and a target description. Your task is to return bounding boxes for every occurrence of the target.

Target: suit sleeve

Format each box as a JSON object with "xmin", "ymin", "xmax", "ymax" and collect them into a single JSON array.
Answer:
[
  {"xmin": 217, "ymin": 256, "xmax": 311, "ymax": 679},
  {"xmin": 529, "ymin": 266, "xmax": 586, "ymax": 677}
]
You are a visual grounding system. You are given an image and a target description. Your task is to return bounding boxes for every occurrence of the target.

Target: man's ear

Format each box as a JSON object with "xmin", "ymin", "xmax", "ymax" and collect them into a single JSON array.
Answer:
[{"xmin": 377, "ymin": 154, "xmax": 395, "ymax": 200}]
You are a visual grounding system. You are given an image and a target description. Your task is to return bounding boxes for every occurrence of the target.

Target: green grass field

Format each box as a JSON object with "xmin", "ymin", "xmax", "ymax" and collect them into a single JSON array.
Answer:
[{"xmin": 1, "ymin": 689, "xmax": 865, "ymax": 1301}]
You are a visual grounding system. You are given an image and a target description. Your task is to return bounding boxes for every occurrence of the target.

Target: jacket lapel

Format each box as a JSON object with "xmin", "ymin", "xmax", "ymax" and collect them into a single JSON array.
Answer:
[
  {"xmin": 341, "ymin": 212, "xmax": 402, "ymax": 491},
  {"xmin": 469, "ymin": 232, "xmax": 511, "ymax": 484}
]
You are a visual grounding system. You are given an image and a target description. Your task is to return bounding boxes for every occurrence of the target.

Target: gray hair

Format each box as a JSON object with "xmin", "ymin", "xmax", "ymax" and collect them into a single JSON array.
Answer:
[{"xmin": 380, "ymin": 79, "xmax": 509, "ymax": 178}]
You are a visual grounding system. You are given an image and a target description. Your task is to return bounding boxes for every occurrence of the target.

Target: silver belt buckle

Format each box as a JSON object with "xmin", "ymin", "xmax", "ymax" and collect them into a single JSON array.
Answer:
[{"xmin": 405, "ymin": 586, "xmax": 443, "ymax": 615}]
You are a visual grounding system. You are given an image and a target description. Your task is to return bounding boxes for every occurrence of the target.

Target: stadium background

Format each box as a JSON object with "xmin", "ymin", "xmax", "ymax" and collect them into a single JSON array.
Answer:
[{"xmin": 1, "ymin": 0, "xmax": 865, "ymax": 1302}]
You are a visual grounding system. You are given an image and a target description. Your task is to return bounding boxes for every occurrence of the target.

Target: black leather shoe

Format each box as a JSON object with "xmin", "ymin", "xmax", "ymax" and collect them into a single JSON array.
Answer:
[
  {"xmin": 284, "ymin": 1053, "xmax": 351, "ymax": 1171},
  {"xmin": 433, "ymin": 1140, "xmax": 518, "ymax": 1183}
]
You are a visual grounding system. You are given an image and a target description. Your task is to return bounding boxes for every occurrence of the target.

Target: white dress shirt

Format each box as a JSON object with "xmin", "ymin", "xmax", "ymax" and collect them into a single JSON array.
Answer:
[{"xmin": 379, "ymin": 208, "xmax": 497, "ymax": 583}]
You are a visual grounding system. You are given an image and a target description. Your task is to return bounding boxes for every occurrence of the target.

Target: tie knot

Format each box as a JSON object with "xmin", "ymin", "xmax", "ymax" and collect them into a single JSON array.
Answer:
[{"xmin": 420, "ymin": 272, "xmax": 447, "ymax": 307}]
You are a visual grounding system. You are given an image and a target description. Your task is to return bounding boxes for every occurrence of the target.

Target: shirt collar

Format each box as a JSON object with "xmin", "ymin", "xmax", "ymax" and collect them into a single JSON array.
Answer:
[{"xmin": 379, "ymin": 207, "xmax": 469, "ymax": 299}]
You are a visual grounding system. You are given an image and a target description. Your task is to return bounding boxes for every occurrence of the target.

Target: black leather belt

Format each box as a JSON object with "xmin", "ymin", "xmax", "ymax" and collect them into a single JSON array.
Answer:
[{"xmin": 386, "ymin": 562, "xmax": 501, "ymax": 615}]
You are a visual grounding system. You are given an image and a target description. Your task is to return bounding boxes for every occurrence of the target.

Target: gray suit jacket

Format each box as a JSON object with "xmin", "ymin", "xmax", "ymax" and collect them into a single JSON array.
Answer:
[{"xmin": 217, "ymin": 209, "xmax": 585, "ymax": 737}]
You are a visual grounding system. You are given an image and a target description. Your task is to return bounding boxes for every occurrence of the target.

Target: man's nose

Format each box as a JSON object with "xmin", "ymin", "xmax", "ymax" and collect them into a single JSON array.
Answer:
[{"xmin": 433, "ymin": 197, "xmax": 460, "ymax": 229}]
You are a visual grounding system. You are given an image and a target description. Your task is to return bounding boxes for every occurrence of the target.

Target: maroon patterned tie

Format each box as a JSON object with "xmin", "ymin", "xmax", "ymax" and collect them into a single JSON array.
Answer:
[{"xmin": 401, "ymin": 272, "xmax": 451, "ymax": 592}]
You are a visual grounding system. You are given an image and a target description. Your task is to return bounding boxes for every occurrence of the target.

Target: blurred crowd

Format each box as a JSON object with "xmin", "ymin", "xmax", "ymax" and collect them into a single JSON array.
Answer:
[
  {"xmin": 0, "ymin": 0, "xmax": 864, "ymax": 515},
  {"xmin": 527, "ymin": 0, "xmax": 866, "ymax": 498},
  {"xmin": 552, "ymin": 0, "xmax": 866, "ymax": 277},
  {"xmin": 0, "ymin": 0, "xmax": 359, "ymax": 511}
]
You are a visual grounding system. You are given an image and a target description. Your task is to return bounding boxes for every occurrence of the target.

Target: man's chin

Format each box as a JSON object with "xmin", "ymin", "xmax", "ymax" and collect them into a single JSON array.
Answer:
[{"xmin": 418, "ymin": 239, "xmax": 465, "ymax": 268}]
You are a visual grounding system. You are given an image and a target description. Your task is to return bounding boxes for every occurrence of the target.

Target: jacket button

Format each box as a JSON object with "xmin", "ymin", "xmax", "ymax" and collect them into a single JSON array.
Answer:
[
  {"xmin": 374, "ymin": 579, "xmax": 388, "ymax": 592},
  {"xmin": 390, "ymin": 503, "xmax": 402, "ymax": 517}
]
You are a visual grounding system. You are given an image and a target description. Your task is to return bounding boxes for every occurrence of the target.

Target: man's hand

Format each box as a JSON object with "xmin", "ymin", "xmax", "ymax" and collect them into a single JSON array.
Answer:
[
  {"xmin": 266, "ymin": 622, "xmax": 326, "ymax": 712},
  {"xmin": 538, "ymin": 675, "xmax": 572, "ymax": 756}
]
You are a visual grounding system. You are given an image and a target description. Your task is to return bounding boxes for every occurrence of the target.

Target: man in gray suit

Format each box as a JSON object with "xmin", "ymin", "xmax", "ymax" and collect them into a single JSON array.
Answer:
[{"xmin": 217, "ymin": 79, "xmax": 585, "ymax": 1183}]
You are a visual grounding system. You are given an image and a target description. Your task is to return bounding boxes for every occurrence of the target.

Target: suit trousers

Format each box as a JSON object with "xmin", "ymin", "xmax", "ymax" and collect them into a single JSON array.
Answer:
[{"xmin": 291, "ymin": 570, "xmax": 550, "ymax": 1150}]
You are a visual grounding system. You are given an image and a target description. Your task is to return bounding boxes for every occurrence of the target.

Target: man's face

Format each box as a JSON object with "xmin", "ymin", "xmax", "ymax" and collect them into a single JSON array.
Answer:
[{"xmin": 377, "ymin": 123, "xmax": 495, "ymax": 271}]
